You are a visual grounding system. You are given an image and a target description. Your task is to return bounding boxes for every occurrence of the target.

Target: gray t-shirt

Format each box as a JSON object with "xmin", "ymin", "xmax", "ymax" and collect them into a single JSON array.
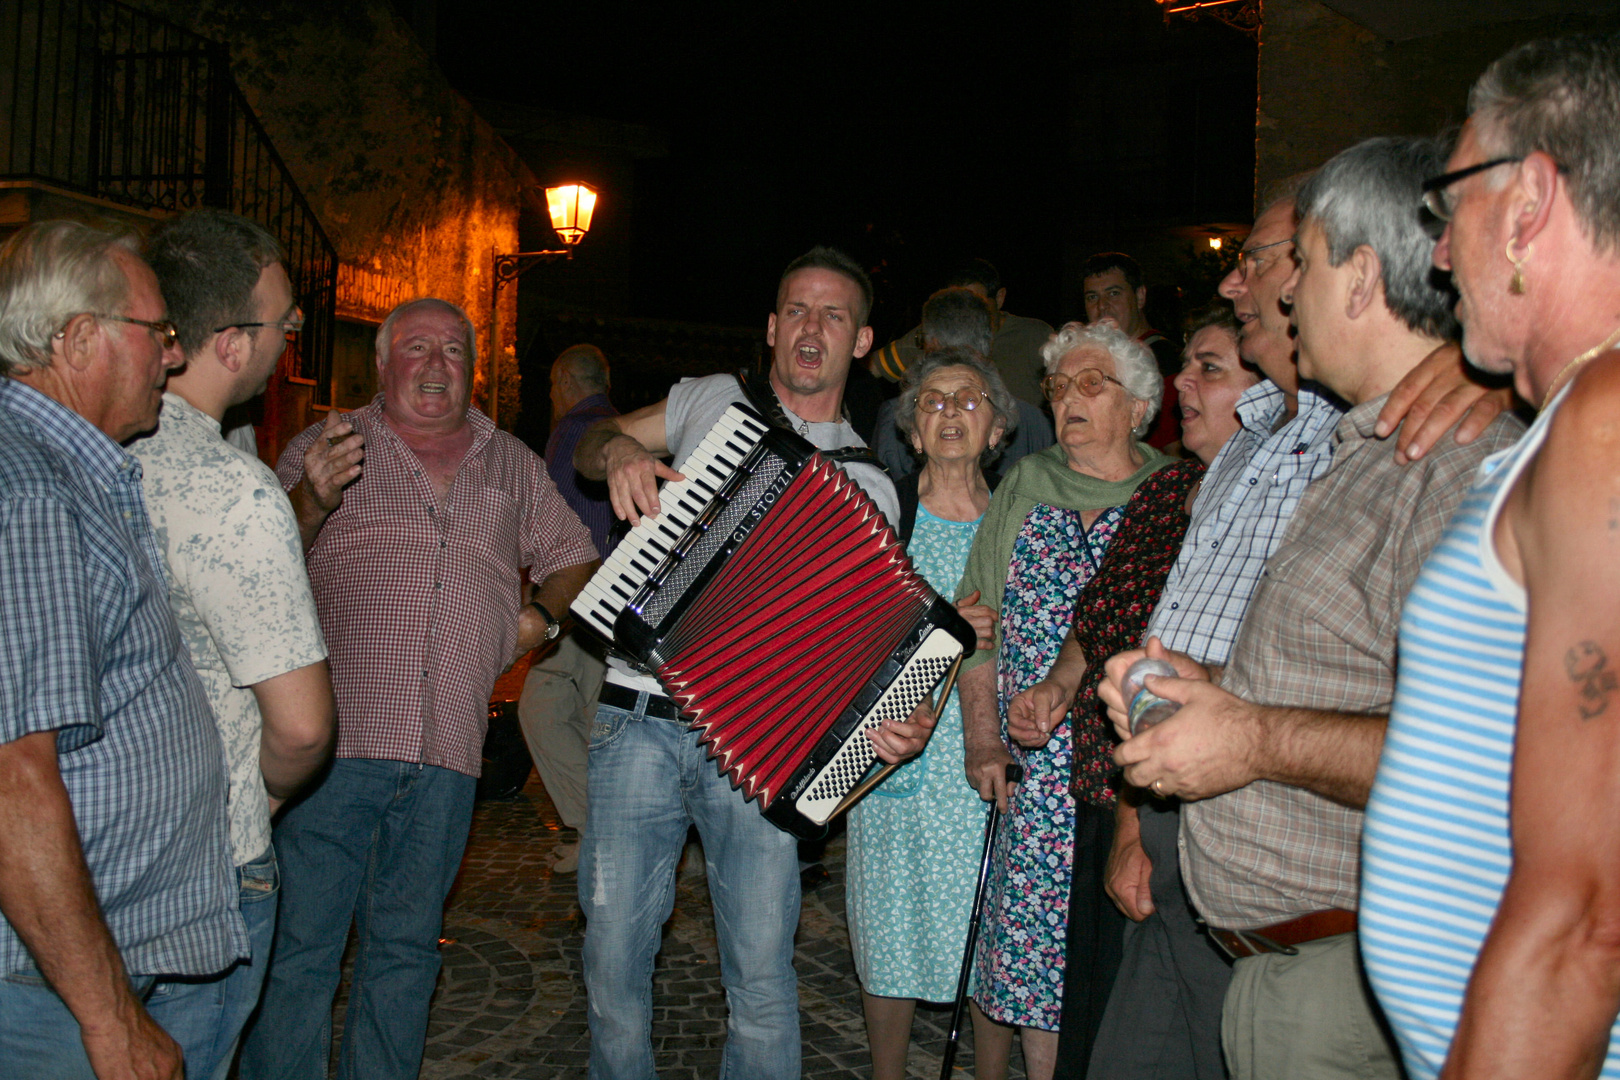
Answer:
[{"xmin": 606, "ymin": 372, "xmax": 899, "ymax": 693}]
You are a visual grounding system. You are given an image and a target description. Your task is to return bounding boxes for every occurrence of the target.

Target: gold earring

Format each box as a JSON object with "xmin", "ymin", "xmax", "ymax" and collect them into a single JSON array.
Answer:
[{"xmin": 1507, "ymin": 239, "xmax": 1532, "ymax": 296}]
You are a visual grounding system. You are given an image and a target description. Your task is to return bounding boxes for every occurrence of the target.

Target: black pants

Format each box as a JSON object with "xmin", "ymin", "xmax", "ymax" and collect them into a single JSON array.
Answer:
[{"xmin": 1051, "ymin": 801, "xmax": 1129, "ymax": 1079}]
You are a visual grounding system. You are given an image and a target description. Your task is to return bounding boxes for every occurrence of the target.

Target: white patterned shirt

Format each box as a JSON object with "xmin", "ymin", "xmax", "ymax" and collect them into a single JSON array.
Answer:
[
  {"xmin": 1146, "ymin": 382, "xmax": 1341, "ymax": 665},
  {"xmin": 134, "ymin": 393, "xmax": 328, "ymax": 865}
]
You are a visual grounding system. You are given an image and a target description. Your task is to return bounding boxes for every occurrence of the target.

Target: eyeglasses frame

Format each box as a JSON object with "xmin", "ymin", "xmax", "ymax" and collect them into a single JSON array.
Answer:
[
  {"xmin": 1041, "ymin": 367, "xmax": 1126, "ymax": 402},
  {"xmin": 917, "ymin": 387, "xmax": 988, "ymax": 413},
  {"xmin": 1419, "ymin": 157, "xmax": 1523, "ymax": 222}
]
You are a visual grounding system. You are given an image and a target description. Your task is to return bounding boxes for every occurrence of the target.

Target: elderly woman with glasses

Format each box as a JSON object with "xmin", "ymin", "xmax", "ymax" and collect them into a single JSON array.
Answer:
[
  {"xmin": 845, "ymin": 347, "xmax": 1009, "ymax": 1080},
  {"xmin": 950, "ymin": 320, "xmax": 1177, "ymax": 1080}
]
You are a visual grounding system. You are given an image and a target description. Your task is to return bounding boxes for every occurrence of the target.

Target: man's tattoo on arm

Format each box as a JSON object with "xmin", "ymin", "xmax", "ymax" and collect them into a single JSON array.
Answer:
[{"xmin": 1565, "ymin": 641, "xmax": 1618, "ymax": 719}]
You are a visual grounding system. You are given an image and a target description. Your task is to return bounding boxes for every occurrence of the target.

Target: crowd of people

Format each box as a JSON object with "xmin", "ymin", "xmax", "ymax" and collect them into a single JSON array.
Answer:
[{"xmin": 1, "ymin": 27, "xmax": 1619, "ymax": 1080}]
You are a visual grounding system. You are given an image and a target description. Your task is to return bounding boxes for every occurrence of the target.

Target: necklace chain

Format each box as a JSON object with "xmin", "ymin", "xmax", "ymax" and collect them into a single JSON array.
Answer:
[{"xmin": 1541, "ymin": 322, "xmax": 1620, "ymax": 410}]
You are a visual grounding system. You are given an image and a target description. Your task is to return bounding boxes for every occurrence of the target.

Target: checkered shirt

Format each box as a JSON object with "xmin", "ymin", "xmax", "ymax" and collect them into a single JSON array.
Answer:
[
  {"xmin": 1146, "ymin": 382, "xmax": 1341, "ymax": 666},
  {"xmin": 1181, "ymin": 395, "xmax": 1526, "ymax": 929},
  {"xmin": 278, "ymin": 398, "xmax": 597, "ymax": 777},
  {"xmin": 0, "ymin": 379, "xmax": 244, "ymax": 978}
]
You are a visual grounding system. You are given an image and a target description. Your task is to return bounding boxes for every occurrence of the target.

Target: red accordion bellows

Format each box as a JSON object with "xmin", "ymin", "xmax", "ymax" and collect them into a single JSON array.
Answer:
[{"xmin": 657, "ymin": 454, "xmax": 934, "ymax": 807}]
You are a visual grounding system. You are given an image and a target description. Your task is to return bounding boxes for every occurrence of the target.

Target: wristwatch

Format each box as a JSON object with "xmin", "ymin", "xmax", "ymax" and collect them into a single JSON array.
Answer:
[{"xmin": 528, "ymin": 601, "xmax": 563, "ymax": 641}]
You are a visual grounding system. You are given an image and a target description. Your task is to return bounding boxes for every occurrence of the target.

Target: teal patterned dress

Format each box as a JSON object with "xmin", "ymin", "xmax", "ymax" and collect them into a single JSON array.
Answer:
[{"xmin": 846, "ymin": 505, "xmax": 990, "ymax": 1001}]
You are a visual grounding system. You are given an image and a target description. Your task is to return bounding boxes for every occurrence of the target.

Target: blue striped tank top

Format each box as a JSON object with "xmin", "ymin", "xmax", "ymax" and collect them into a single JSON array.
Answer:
[{"xmin": 1361, "ymin": 385, "xmax": 1620, "ymax": 1078}]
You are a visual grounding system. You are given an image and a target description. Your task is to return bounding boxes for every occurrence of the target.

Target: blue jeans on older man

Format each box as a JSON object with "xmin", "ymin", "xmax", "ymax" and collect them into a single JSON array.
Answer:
[
  {"xmin": 579, "ymin": 690, "xmax": 801, "ymax": 1080},
  {"xmin": 0, "ymin": 851, "xmax": 275, "ymax": 1080},
  {"xmin": 238, "ymin": 758, "xmax": 476, "ymax": 1080},
  {"xmin": 145, "ymin": 844, "xmax": 280, "ymax": 1080}
]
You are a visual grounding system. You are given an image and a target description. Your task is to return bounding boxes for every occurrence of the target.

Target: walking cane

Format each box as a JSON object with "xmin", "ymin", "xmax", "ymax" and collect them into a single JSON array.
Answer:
[{"xmin": 939, "ymin": 761, "xmax": 1023, "ymax": 1079}]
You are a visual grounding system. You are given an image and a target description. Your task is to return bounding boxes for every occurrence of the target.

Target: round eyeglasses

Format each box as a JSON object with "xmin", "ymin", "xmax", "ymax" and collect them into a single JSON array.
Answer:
[
  {"xmin": 1042, "ymin": 368, "xmax": 1124, "ymax": 401},
  {"xmin": 918, "ymin": 387, "xmax": 987, "ymax": 413}
]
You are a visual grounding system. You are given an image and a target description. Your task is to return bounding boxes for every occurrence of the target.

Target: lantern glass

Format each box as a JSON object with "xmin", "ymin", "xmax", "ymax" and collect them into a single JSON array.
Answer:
[{"xmin": 545, "ymin": 183, "xmax": 598, "ymax": 245}]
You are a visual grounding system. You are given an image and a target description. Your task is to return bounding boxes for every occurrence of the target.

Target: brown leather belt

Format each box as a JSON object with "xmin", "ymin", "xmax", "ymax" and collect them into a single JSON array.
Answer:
[{"xmin": 1208, "ymin": 908, "xmax": 1357, "ymax": 959}]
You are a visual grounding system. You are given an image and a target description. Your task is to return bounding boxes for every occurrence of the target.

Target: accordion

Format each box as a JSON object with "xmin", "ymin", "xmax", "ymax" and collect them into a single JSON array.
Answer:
[{"xmin": 572, "ymin": 404, "xmax": 976, "ymax": 838}]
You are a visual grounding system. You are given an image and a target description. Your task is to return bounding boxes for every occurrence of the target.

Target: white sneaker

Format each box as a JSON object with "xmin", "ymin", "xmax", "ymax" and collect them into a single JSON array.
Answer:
[{"xmin": 550, "ymin": 840, "xmax": 581, "ymax": 874}]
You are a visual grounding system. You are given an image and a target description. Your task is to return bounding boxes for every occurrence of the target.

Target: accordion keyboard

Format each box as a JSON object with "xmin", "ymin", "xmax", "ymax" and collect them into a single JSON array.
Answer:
[{"xmin": 572, "ymin": 405, "xmax": 772, "ymax": 640}]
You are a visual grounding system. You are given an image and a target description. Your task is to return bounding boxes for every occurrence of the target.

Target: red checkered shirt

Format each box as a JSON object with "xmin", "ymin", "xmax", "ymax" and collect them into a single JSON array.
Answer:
[{"xmin": 278, "ymin": 399, "xmax": 596, "ymax": 776}]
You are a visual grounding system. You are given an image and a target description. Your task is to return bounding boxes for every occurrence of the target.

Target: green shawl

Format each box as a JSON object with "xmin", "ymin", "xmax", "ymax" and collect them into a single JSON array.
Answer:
[{"xmin": 956, "ymin": 440, "xmax": 1176, "ymax": 673}]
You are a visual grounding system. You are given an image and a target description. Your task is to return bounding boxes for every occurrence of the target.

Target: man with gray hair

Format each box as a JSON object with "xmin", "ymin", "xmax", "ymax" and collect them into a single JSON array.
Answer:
[
  {"xmin": 1101, "ymin": 136, "xmax": 1525, "ymax": 1079},
  {"xmin": 1361, "ymin": 32, "xmax": 1620, "ymax": 1080},
  {"xmin": 239, "ymin": 297, "xmax": 598, "ymax": 1079},
  {"xmin": 129, "ymin": 209, "xmax": 336, "ymax": 1080},
  {"xmin": 0, "ymin": 220, "xmax": 244, "ymax": 1078}
]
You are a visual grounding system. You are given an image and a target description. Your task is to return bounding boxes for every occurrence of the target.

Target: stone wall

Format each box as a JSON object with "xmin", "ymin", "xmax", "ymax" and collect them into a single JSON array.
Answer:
[
  {"xmin": 129, "ymin": 0, "xmax": 526, "ymax": 450},
  {"xmin": 1257, "ymin": 0, "xmax": 1620, "ymax": 206}
]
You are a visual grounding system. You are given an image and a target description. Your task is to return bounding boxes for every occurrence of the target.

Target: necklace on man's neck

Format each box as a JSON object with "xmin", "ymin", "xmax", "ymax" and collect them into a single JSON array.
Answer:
[{"xmin": 1541, "ymin": 322, "xmax": 1620, "ymax": 410}]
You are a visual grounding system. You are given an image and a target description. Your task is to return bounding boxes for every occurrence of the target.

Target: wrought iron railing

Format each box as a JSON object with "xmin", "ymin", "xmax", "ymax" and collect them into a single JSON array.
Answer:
[{"xmin": 2, "ymin": 0, "xmax": 337, "ymax": 403}]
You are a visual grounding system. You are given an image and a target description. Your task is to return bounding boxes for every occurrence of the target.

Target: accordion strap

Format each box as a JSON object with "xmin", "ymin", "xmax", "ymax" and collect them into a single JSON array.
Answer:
[{"xmin": 735, "ymin": 369, "xmax": 881, "ymax": 469}]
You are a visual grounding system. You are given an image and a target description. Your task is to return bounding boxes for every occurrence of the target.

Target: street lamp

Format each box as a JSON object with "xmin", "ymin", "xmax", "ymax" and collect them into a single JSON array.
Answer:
[
  {"xmin": 490, "ymin": 181, "xmax": 600, "ymax": 426},
  {"xmin": 493, "ymin": 181, "xmax": 599, "ymax": 285}
]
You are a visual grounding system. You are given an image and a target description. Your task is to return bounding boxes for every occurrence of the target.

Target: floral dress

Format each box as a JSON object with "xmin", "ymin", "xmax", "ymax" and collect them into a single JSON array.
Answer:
[
  {"xmin": 846, "ymin": 506, "xmax": 990, "ymax": 1001},
  {"xmin": 970, "ymin": 501, "xmax": 1124, "ymax": 1030}
]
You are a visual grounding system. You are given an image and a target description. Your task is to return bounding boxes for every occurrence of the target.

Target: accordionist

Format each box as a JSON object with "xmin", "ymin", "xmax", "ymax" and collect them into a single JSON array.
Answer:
[{"xmin": 565, "ymin": 249, "xmax": 936, "ymax": 1079}]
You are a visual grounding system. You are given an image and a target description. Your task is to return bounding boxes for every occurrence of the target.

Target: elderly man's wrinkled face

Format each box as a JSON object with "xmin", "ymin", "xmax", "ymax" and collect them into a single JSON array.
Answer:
[
  {"xmin": 1432, "ymin": 121, "xmax": 1518, "ymax": 378},
  {"xmin": 1083, "ymin": 268, "xmax": 1147, "ymax": 338},
  {"xmin": 1174, "ymin": 324, "xmax": 1259, "ymax": 465},
  {"xmin": 103, "ymin": 249, "xmax": 183, "ymax": 442},
  {"xmin": 1049, "ymin": 346, "xmax": 1147, "ymax": 465},
  {"xmin": 1219, "ymin": 201, "xmax": 1298, "ymax": 391},
  {"xmin": 379, "ymin": 304, "xmax": 472, "ymax": 428}
]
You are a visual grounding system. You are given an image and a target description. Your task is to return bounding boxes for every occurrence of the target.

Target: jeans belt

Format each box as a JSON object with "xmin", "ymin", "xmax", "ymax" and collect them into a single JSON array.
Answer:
[
  {"xmin": 1208, "ymin": 908, "xmax": 1357, "ymax": 959},
  {"xmin": 599, "ymin": 681, "xmax": 683, "ymax": 721}
]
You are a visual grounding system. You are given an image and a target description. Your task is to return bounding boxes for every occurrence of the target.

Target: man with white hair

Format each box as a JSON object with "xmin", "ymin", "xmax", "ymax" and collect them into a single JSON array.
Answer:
[
  {"xmin": 239, "ymin": 298, "xmax": 598, "ymax": 1080},
  {"xmin": 0, "ymin": 221, "xmax": 244, "ymax": 1078},
  {"xmin": 1361, "ymin": 32, "xmax": 1620, "ymax": 1080},
  {"xmin": 1102, "ymin": 137, "xmax": 1524, "ymax": 1079}
]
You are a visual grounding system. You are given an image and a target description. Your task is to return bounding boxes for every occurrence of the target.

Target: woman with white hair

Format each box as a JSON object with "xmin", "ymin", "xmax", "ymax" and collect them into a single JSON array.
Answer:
[{"xmin": 953, "ymin": 320, "xmax": 1175, "ymax": 1080}]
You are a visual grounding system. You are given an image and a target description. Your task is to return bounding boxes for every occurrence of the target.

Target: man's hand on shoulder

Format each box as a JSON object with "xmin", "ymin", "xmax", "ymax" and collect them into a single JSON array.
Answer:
[{"xmin": 1376, "ymin": 341, "xmax": 1518, "ymax": 464}]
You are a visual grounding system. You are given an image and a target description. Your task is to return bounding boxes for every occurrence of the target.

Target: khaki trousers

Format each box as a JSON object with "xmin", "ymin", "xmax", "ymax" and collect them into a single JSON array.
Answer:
[
  {"xmin": 516, "ymin": 632, "xmax": 605, "ymax": 830},
  {"xmin": 1221, "ymin": 931, "xmax": 1401, "ymax": 1080}
]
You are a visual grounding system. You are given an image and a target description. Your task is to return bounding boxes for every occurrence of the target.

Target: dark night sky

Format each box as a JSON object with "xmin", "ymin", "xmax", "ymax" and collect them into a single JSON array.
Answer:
[{"xmin": 434, "ymin": 0, "xmax": 1071, "ymax": 338}]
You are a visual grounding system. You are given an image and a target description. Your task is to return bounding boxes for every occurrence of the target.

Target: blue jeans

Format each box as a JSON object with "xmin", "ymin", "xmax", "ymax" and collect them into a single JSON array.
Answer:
[
  {"xmin": 0, "ymin": 971, "xmax": 156, "ymax": 1076},
  {"xmin": 238, "ymin": 759, "xmax": 476, "ymax": 1080},
  {"xmin": 145, "ymin": 844, "xmax": 280, "ymax": 1080},
  {"xmin": 580, "ymin": 693, "xmax": 801, "ymax": 1080}
]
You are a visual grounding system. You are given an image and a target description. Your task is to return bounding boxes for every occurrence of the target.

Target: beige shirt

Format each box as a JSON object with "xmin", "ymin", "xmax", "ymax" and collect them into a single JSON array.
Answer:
[
  {"xmin": 134, "ymin": 393, "xmax": 328, "ymax": 865},
  {"xmin": 1181, "ymin": 395, "xmax": 1523, "ymax": 928}
]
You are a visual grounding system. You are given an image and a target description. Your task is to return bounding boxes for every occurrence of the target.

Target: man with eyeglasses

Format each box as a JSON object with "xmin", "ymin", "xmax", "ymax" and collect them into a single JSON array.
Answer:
[
  {"xmin": 1081, "ymin": 164, "xmax": 1515, "ymax": 1080},
  {"xmin": 1361, "ymin": 33, "xmax": 1620, "ymax": 1080},
  {"xmin": 124, "ymin": 209, "xmax": 336, "ymax": 1080},
  {"xmin": 1102, "ymin": 136, "xmax": 1525, "ymax": 1080},
  {"xmin": 0, "ymin": 220, "xmax": 246, "ymax": 1079}
]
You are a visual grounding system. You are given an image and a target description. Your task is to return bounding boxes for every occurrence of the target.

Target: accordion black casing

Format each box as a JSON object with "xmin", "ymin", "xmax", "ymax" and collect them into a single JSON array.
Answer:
[{"xmin": 571, "ymin": 404, "xmax": 977, "ymax": 838}]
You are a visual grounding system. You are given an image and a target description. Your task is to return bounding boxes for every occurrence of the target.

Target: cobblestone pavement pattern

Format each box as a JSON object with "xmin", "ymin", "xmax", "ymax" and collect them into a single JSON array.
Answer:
[{"xmin": 325, "ymin": 772, "xmax": 1027, "ymax": 1078}]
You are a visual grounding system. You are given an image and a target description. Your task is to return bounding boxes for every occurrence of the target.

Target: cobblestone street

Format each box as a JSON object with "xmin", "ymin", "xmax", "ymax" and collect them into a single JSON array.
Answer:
[{"xmin": 363, "ymin": 773, "xmax": 1028, "ymax": 1079}]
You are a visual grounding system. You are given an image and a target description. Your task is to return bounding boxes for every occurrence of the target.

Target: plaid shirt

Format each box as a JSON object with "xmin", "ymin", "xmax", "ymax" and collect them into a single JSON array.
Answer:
[
  {"xmin": 0, "ymin": 379, "xmax": 244, "ymax": 978},
  {"xmin": 278, "ymin": 398, "xmax": 596, "ymax": 777},
  {"xmin": 1147, "ymin": 382, "xmax": 1340, "ymax": 666},
  {"xmin": 1181, "ymin": 395, "xmax": 1525, "ymax": 928}
]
